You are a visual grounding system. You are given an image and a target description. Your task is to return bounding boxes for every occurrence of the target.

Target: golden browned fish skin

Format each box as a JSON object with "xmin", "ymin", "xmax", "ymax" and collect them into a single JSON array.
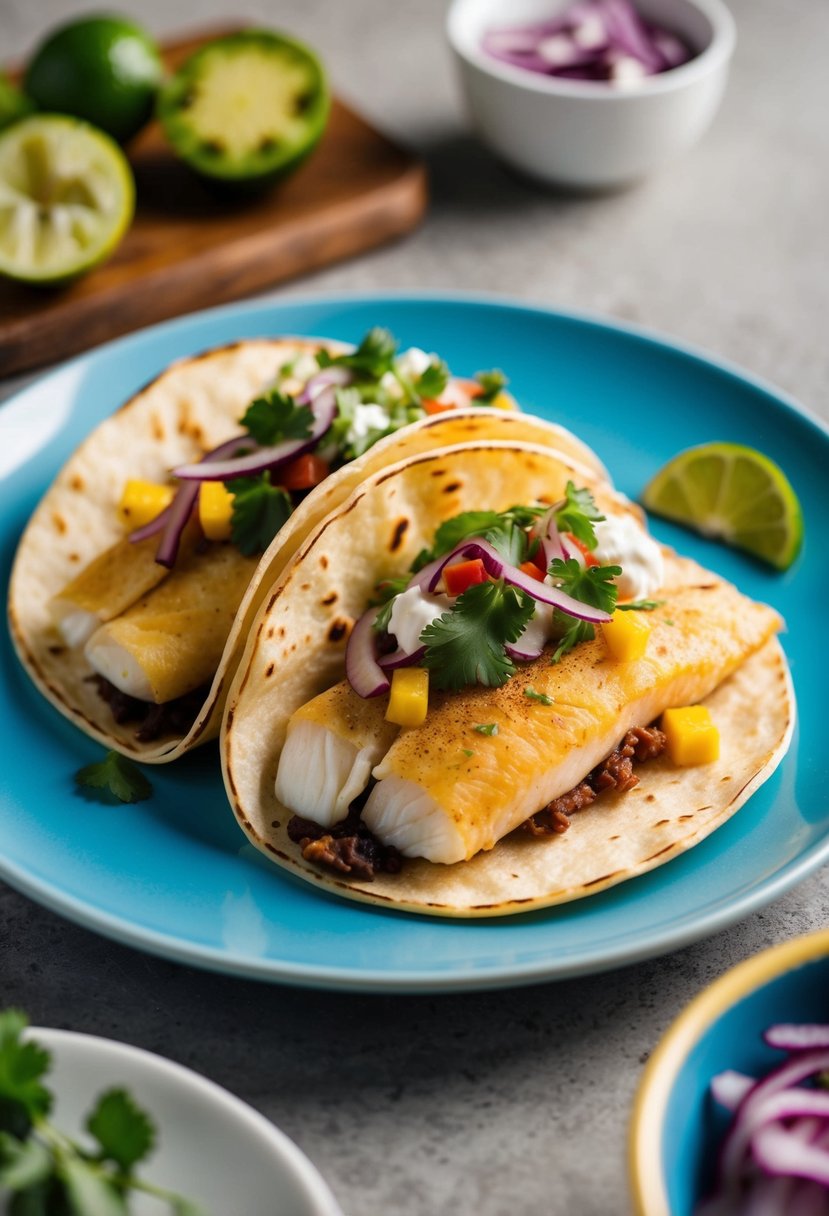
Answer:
[
  {"xmin": 85, "ymin": 544, "xmax": 258, "ymax": 704},
  {"xmin": 354, "ymin": 556, "xmax": 783, "ymax": 862}
]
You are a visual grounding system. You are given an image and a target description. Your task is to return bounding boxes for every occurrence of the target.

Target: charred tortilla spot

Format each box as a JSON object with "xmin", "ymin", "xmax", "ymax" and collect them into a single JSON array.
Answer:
[
  {"xmin": 321, "ymin": 592, "xmax": 337, "ymax": 606},
  {"xmin": 271, "ymin": 820, "xmax": 281, "ymax": 829},
  {"xmin": 320, "ymin": 555, "xmax": 329, "ymax": 569},
  {"xmin": 52, "ymin": 512, "xmax": 66, "ymax": 535},
  {"xmin": 655, "ymin": 819, "xmax": 670, "ymax": 827},
  {"xmin": 327, "ymin": 619, "xmax": 348, "ymax": 644},
  {"xmin": 151, "ymin": 415, "xmax": 165, "ymax": 440},
  {"xmin": 225, "ymin": 708, "xmax": 234, "ymax": 729},
  {"xmin": 643, "ymin": 844, "xmax": 675, "ymax": 861},
  {"xmin": 583, "ymin": 871, "xmax": 623, "ymax": 888},
  {"xmin": 646, "ymin": 794, "xmax": 656, "ymax": 802},
  {"xmin": 300, "ymin": 582, "xmax": 310, "ymax": 591},
  {"xmin": 443, "ymin": 482, "xmax": 462, "ymax": 494},
  {"xmin": 69, "ymin": 553, "xmax": 80, "ymax": 563},
  {"xmin": 278, "ymin": 626, "xmax": 286, "ymax": 638},
  {"xmin": 47, "ymin": 645, "xmax": 65, "ymax": 656},
  {"xmin": 430, "ymin": 468, "xmax": 446, "ymax": 477},
  {"xmin": 69, "ymin": 473, "xmax": 84, "ymax": 491},
  {"xmin": 720, "ymin": 775, "xmax": 732, "ymax": 781},
  {"xmin": 679, "ymin": 814, "xmax": 693, "ymax": 821},
  {"xmin": 265, "ymin": 662, "xmax": 275, "ymax": 678},
  {"xmin": 389, "ymin": 518, "xmax": 409, "ymax": 552},
  {"xmin": 267, "ymin": 626, "xmax": 274, "ymax": 638}
]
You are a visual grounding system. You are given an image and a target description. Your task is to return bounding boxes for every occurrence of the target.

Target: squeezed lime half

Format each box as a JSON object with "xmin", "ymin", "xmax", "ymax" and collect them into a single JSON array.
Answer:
[
  {"xmin": 641, "ymin": 442, "xmax": 804, "ymax": 570},
  {"xmin": 0, "ymin": 115, "xmax": 134, "ymax": 285},
  {"xmin": 158, "ymin": 30, "xmax": 330, "ymax": 187}
]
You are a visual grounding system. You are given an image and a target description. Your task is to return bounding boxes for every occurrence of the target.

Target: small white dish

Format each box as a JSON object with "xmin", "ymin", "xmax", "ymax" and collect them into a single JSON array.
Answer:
[
  {"xmin": 447, "ymin": 0, "xmax": 736, "ymax": 189},
  {"xmin": 25, "ymin": 1028, "xmax": 343, "ymax": 1216}
]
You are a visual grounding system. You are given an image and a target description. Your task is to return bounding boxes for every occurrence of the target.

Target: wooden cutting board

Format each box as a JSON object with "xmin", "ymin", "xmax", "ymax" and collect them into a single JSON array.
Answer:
[{"xmin": 0, "ymin": 28, "xmax": 428, "ymax": 378}]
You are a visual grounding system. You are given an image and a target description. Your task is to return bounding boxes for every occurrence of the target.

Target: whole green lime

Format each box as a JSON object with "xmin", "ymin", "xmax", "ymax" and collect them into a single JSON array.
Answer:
[{"xmin": 24, "ymin": 15, "xmax": 163, "ymax": 143}]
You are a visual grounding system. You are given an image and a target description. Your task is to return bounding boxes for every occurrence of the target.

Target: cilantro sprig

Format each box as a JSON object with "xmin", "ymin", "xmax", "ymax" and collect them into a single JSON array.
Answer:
[
  {"xmin": 75, "ymin": 753, "xmax": 152, "ymax": 804},
  {"xmin": 240, "ymin": 391, "xmax": 313, "ymax": 446},
  {"xmin": 420, "ymin": 580, "xmax": 535, "ymax": 691},
  {"xmin": 548, "ymin": 558, "xmax": 621, "ymax": 662},
  {"xmin": 412, "ymin": 505, "xmax": 546, "ymax": 571},
  {"xmin": 318, "ymin": 327, "xmax": 398, "ymax": 379},
  {"xmin": 555, "ymin": 482, "xmax": 605, "ymax": 550},
  {"xmin": 473, "ymin": 369, "xmax": 508, "ymax": 403},
  {"xmin": 227, "ymin": 475, "xmax": 292, "ymax": 556},
  {"xmin": 0, "ymin": 1010, "xmax": 205, "ymax": 1215}
]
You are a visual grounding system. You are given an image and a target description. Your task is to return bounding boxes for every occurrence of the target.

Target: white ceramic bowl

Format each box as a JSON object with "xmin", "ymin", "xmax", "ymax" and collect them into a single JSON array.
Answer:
[
  {"xmin": 447, "ymin": 0, "xmax": 736, "ymax": 189},
  {"xmin": 25, "ymin": 1028, "xmax": 343, "ymax": 1216}
]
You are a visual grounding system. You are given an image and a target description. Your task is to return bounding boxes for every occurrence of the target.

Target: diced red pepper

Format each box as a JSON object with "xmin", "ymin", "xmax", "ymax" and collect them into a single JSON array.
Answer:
[
  {"xmin": 422, "ymin": 378, "xmax": 485, "ymax": 414},
  {"xmin": 279, "ymin": 453, "xmax": 330, "ymax": 491},
  {"xmin": 519, "ymin": 560, "xmax": 547, "ymax": 581},
  {"xmin": 566, "ymin": 533, "xmax": 600, "ymax": 567},
  {"xmin": 443, "ymin": 558, "xmax": 488, "ymax": 596}
]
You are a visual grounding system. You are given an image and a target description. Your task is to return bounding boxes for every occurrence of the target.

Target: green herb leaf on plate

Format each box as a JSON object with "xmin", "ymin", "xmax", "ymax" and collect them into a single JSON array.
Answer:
[{"xmin": 75, "ymin": 753, "xmax": 152, "ymax": 805}]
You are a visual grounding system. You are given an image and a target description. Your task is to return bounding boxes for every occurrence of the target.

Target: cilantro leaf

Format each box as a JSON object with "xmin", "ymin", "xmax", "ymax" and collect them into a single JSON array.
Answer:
[
  {"xmin": 415, "ymin": 505, "xmax": 546, "ymax": 569},
  {"xmin": 240, "ymin": 391, "xmax": 313, "ymax": 446},
  {"xmin": 473, "ymin": 723, "xmax": 498, "ymax": 736},
  {"xmin": 617, "ymin": 599, "xmax": 665, "ymax": 611},
  {"xmin": 547, "ymin": 558, "xmax": 620, "ymax": 615},
  {"xmin": 547, "ymin": 558, "xmax": 620, "ymax": 663},
  {"xmin": 412, "ymin": 359, "xmax": 450, "ymax": 401},
  {"xmin": 0, "ymin": 1133, "xmax": 51, "ymax": 1191},
  {"xmin": 524, "ymin": 687, "xmax": 553, "ymax": 705},
  {"xmin": 319, "ymin": 327, "xmax": 397, "ymax": 379},
  {"xmin": 474, "ymin": 369, "xmax": 508, "ymax": 403},
  {"xmin": 555, "ymin": 482, "xmax": 605, "ymax": 550},
  {"xmin": 227, "ymin": 475, "xmax": 292, "ymax": 556},
  {"xmin": 420, "ymin": 580, "xmax": 535, "ymax": 691},
  {"xmin": 75, "ymin": 753, "xmax": 152, "ymax": 805},
  {"xmin": 87, "ymin": 1089, "xmax": 155, "ymax": 1174}
]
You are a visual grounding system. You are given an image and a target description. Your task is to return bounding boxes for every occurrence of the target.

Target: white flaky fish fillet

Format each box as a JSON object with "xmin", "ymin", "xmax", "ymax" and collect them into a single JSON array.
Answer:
[{"xmin": 275, "ymin": 555, "xmax": 782, "ymax": 864}]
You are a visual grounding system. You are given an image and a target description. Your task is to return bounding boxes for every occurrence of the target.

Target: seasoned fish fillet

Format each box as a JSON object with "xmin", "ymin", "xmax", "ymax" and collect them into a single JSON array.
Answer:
[
  {"xmin": 276, "ymin": 556, "xmax": 782, "ymax": 864},
  {"xmin": 276, "ymin": 683, "xmax": 399, "ymax": 826},
  {"xmin": 50, "ymin": 534, "xmax": 182, "ymax": 647},
  {"xmin": 85, "ymin": 545, "xmax": 258, "ymax": 703}
]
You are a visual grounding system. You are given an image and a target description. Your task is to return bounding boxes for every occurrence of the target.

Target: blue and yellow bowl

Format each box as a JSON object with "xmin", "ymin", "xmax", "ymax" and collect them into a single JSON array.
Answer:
[{"xmin": 630, "ymin": 929, "xmax": 829, "ymax": 1216}]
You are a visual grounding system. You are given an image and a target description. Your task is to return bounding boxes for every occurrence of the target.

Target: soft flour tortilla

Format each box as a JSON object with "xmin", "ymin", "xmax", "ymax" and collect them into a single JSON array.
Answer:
[
  {"xmin": 221, "ymin": 440, "xmax": 794, "ymax": 918},
  {"xmin": 8, "ymin": 339, "xmax": 607, "ymax": 762}
]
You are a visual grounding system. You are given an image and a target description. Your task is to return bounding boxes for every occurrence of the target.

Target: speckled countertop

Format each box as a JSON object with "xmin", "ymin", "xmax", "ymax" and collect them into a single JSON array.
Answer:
[{"xmin": 1, "ymin": 2, "xmax": 827, "ymax": 1213}]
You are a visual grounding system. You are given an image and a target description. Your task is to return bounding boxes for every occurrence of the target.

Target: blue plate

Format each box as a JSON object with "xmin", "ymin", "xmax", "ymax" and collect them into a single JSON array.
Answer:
[
  {"xmin": 0, "ymin": 294, "xmax": 825, "ymax": 992},
  {"xmin": 630, "ymin": 930, "xmax": 829, "ymax": 1216}
]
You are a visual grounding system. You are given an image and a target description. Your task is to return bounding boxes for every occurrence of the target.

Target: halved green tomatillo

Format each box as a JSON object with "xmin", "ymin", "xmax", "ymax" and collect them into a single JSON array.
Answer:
[{"xmin": 157, "ymin": 30, "xmax": 330, "ymax": 189}]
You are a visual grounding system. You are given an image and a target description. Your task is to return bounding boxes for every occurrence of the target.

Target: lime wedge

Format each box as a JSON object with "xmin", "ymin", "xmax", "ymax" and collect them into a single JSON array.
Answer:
[
  {"xmin": 641, "ymin": 442, "xmax": 803, "ymax": 570},
  {"xmin": 0, "ymin": 115, "xmax": 134, "ymax": 285}
]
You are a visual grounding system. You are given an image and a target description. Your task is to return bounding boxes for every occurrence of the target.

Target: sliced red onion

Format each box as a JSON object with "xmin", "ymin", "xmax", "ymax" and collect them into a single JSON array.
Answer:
[
  {"xmin": 482, "ymin": 0, "xmax": 691, "ymax": 84},
  {"xmin": 753, "ymin": 1125, "xmax": 829, "ymax": 1188},
  {"xmin": 129, "ymin": 433, "xmax": 253, "ymax": 563},
  {"xmin": 505, "ymin": 638, "xmax": 545, "ymax": 662},
  {"xmin": 344, "ymin": 606, "xmax": 390, "ymax": 699},
  {"xmin": 296, "ymin": 365, "xmax": 351, "ymax": 404},
  {"xmin": 172, "ymin": 386, "xmax": 337, "ymax": 482},
  {"xmin": 765, "ymin": 1025, "xmax": 829, "ymax": 1052},
  {"xmin": 154, "ymin": 482, "xmax": 200, "ymax": 569},
  {"xmin": 719, "ymin": 1050, "xmax": 829, "ymax": 1189},
  {"xmin": 711, "ymin": 1070, "xmax": 756, "ymax": 1113},
  {"xmin": 378, "ymin": 645, "xmax": 426, "ymax": 671},
  {"xmin": 423, "ymin": 539, "xmax": 611, "ymax": 622}
]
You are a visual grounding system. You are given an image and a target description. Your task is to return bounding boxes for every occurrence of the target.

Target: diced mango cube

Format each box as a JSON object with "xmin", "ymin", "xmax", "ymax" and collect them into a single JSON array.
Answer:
[
  {"xmin": 386, "ymin": 667, "xmax": 429, "ymax": 727},
  {"xmin": 602, "ymin": 609, "xmax": 651, "ymax": 662},
  {"xmin": 199, "ymin": 481, "xmax": 234, "ymax": 541},
  {"xmin": 492, "ymin": 390, "xmax": 518, "ymax": 411},
  {"xmin": 118, "ymin": 480, "xmax": 174, "ymax": 529},
  {"xmin": 662, "ymin": 705, "xmax": 720, "ymax": 766}
]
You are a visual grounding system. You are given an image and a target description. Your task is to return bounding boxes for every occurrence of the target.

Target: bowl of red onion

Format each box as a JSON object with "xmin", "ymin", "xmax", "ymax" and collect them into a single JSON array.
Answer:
[
  {"xmin": 446, "ymin": 0, "xmax": 736, "ymax": 188},
  {"xmin": 629, "ymin": 929, "xmax": 829, "ymax": 1216}
]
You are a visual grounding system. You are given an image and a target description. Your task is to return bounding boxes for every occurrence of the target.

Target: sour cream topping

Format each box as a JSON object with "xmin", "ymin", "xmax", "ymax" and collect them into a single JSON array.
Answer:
[
  {"xmin": 593, "ymin": 515, "xmax": 664, "ymax": 599},
  {"xmin": 387, "ymin": 586, "xmax": 452, "ymax": 654}
]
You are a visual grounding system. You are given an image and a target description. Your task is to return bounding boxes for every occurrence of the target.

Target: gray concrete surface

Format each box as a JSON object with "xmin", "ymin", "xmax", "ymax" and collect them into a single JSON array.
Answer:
[{"xmin": 1, "ymin": 1, "xmax": 828, "ymax": 1213}]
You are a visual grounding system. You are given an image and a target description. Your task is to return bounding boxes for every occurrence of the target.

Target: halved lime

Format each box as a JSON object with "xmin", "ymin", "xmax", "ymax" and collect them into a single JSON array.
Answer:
[
  {"xmin": 0, "ymin": 115, "xmax": 134, "ymax": 285},
  {"xmin": 157, "ymin": 30, "xmax": 330, "ymax": 188},
  {"xmin": 24, "ymin": 15, "xmax": 162, "ymax": 144},
  {"xmin": 641, "ymin": 442, "xmax": 803, "ymax": 570}
]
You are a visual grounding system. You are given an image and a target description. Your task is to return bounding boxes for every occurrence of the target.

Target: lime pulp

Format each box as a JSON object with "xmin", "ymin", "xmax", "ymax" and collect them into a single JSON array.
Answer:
[
  {"xmin": 0, "ymin": 115, "xmax": 135, "ymax": 285},
  {"xmin": 641, "ymin": 442, "xmax": 803, "ymax": 570}
]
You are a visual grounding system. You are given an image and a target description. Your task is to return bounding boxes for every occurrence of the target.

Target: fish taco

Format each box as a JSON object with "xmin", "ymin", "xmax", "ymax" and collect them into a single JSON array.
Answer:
[
  {"xmin": 222, "ymin": 440, "xmax": 794, "ymax": 917},
  {"xmin": 9, "ymin": 329, "xmax": 605, "ymax": 763}
]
